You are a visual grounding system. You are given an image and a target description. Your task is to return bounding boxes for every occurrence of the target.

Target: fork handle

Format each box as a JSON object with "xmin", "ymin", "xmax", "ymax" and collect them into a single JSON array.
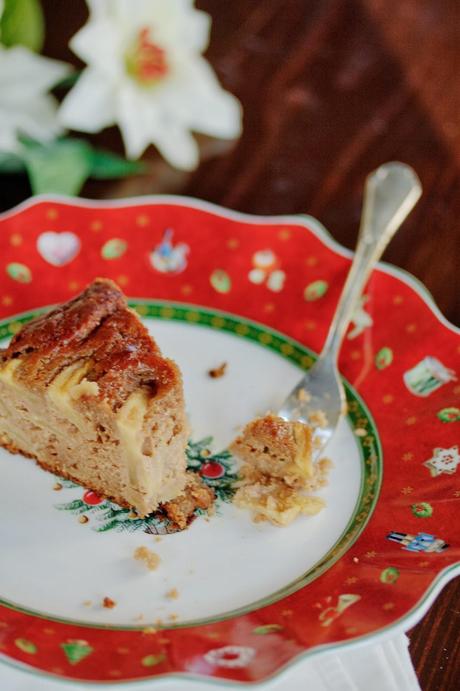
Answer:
[{"xmin": 320, "ymin": 162, "xmax": 422, "ymax": 364}]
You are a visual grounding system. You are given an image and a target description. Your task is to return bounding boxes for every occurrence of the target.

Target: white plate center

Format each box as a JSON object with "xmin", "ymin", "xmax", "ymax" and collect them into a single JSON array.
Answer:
[{"xmin": 0, "ymin": 318, "xmax": 363, "ymax": 626}]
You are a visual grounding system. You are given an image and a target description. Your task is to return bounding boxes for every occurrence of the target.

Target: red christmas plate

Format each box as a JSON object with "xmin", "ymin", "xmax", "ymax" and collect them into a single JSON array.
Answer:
[{"xmin": 0, "ymin": 196, "xmax": 458, "ymax": 687}]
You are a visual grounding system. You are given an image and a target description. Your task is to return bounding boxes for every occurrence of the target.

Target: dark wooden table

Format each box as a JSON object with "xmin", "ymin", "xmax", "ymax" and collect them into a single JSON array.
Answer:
[{"xmin": 2, "ymin": 1, "xmax": 459, "ymax": 688}]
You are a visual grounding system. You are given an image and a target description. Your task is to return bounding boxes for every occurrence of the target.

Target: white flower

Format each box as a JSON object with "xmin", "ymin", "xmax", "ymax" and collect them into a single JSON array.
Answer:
[
  {"xmin": 59, "ymin": 0, "xmax": 242, "ymax": 170},
  {"xmin": 0, "ymin": 44, "xmax": 70, "ymax": 153}
]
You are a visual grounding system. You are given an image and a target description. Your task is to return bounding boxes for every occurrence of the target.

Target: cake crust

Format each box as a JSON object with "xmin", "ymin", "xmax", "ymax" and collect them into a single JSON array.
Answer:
[{"xmin": 1, "ymin": 278, "xmax": 176, "ymax": 409}]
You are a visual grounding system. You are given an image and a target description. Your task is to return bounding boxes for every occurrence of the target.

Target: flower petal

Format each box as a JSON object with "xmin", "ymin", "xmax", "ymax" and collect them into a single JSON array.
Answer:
[
  {"xmin": 152, "ymin": 2, "xmax": 210, "ymax": 54},
  {"xmin": 152, "ymin": 121, "xmax": 199, "ymax": 171},
  {"xmin": 59, "ymin": 69, "xmax": 116, "ymax": 133},
  {"xmin": 0, "ymin": 119, "xmax": 19, "ymax": 153},
  {"xmin": 117, "ymin": 84, "xmax": 155, "ymax": 159},
  {"xmin": 14, "ymin": 94, "xmax": 66, "ymax": 142},
  {"xmin": 0, "ymin": 46, "xmax": 71, "ymax": 100},
  {"xmin": 117, "ymin": 84, "xmax": 199, "ymax": 169},
  {"xmin": 161, "ymin": 57, "xmax": 242, "ymax": 139},
  {"xmin": 69, "ymin": 17, "xmax": 124, "ymax": 78}
]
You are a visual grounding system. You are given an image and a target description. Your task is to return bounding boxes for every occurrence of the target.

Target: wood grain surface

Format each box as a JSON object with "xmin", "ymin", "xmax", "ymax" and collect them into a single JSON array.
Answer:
[{"xmin": 1, "ymin": 1, "xmax": 459, "ymax": 688}]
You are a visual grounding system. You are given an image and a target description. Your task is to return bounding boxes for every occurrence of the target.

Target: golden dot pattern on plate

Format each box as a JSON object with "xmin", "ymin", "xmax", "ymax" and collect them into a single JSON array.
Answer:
[
  {"xmin": 402, "ymin": 452, "xmax": 414, "ymax": 461},
  {"xmin": 9, "ymin": 233, "xmax": 22, "ymax": 246},
  {"xmin": 235, "ymin": 323, "xmax": 249, "ymax": 335},
  {"xmin": 278, "ymin": 229, "xmax": 291, "ymax": 240}
]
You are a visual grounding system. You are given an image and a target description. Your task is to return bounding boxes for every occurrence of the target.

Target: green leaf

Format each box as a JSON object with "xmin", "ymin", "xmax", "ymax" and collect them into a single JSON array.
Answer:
[
  {"xmin": 375, "ymin": 347, "xmax": 393, "ymax": 370},
  {"xmin": 0, "ymin": 0, "xmax": 45, "ymax": 52},
  {"xmin": 15, "ymin": 638, "xmax": 37, "ymax": 654},
  {"xmin": 90, "ymin": 149, "xmax": 145, "ymax": 179},
  {"xmin": 252, "ymin": 624, "xmax": 283, "ymax": 635},
  {"xmin": 0, "ymin": 151, "xmax": 25, "ymax": 173},
  {"xmin": 101, "ymin": 238, "xmax": 128, "ymax": 260},
  {"xmin": 21, "ymin": 138, "xmax": 92, "ymax": 196},
  {"xmin": 61, "ymin": 640, "xmax": 93, "ymax": 665},
  {"xmin": 53, "ymin": 71, "xmax": 81, "ymax": 90},
  {"xmin": 304, "ymin": 280, "xmax": 329, "ymax": 301},
  {"xmin": 55, "ymin": 499, "xmax": 87, "ymax": 513},
  {"xmin": 6, "ymin": 262, "xmax": 32, "ymax": 283},
  {"xmin": 96, "ymin": 519, "xmax": 120, "ymax": 532},
  {"xmin": 141, "ymin": 653, "xmax": 166, "ymax": 668}
]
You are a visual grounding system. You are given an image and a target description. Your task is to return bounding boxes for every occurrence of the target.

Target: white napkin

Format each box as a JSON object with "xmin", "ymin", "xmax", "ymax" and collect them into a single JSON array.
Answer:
[{"xmin": 0, "ymin": 633, "xmax": 421, "ymax": 690}]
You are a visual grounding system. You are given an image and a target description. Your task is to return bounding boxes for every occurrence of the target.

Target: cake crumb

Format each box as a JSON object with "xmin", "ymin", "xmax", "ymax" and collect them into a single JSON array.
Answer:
[
  {"xmin": 82, "ymin": 600, "xmax": 93, "ymax": 607},
  {"xmin": 230, "ymin": 414, "xmax": 330, "ymax": 527},
  {"xmin": 103, "ymin": 596, "xmax": 116, "ymax": 609},
  {"xmin": 354, "ymin": 427, "xmax": 367, "ymax": 437},
  {"xmin": 142, "ymin": 626, "xmax": 157, "ymax": 634},
  {"xmin": 134, "ymin": 546, "xmax": 161, "ymax": 571},
  {"xmin": 313, "ymin": 436, "xmax": 322, "ymax": 450},
  {"xmin": 154, "ymin": 618, "xmax": 164, "ymax": 628},
  {"xmin": 154, "ymin": 536, "xmax": 162, "ymax": 543},
  {"xmin": 53, "ymin": 482, "xmax": 63, "ymax": 491},
  {"xmin": 168, "ymin": 613, "xmax": 178, "ymax": 621},
  {"xmin": 309, "ymin": 410, "xmax": 328, "ymax": 428},
  {"xmin": 208, "ymin": 362, "xmax": 227, "ymax": 379},
  {"xmin": 165, "ymin": 588, "xmax": 179, "ymax": 600},
  {"xmin": 78, "ymin": 515, "xmax": 89, "ymax": 524},
  {"xmin": 297, "ymin": 388, "xmax": 311, "ymax": 403}
]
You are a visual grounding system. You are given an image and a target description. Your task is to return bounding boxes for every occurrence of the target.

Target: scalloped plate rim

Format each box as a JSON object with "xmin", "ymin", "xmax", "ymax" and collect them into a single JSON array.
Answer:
[
  {"xmin": 0, "ymin": 192, "xmax": 458, "ymax": 339},
  {"xmin": 1, "ymin": 564, "xmax": 459, "ymax": 689},
  {"xmin": 0, "ymin": 193, "xmax": 458, "ymax": 687}
]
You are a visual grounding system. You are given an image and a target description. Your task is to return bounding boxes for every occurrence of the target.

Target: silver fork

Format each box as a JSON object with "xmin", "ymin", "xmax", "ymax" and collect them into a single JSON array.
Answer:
[{"xmin": 277, "ymin": 162, "xmax": 422, "ymax": 458}]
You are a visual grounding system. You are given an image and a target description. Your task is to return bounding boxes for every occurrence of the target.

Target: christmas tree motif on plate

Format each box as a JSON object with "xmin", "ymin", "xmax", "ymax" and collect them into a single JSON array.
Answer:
[
  {"xmin": 61, "ymin": 639, "xmax": 93, "ymax": 665},
  {"xmin": 54, "ymin": 438, "xmax": 238, "ymax": 534},
  {"xmin": 186, "ymin": 437, "xmax": 238, "ymax": 504}
]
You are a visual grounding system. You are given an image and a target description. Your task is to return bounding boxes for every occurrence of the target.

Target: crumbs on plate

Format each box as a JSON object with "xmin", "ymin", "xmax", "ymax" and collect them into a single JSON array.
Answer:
[
  {"xmin": 102, "ymin": 596, "xmax": 116, "ymax": 609},
  {"xmin": 309, "ymin": 409, "xmax": 328, "ymax": 428},
  {"xmin": 208, "ymin": 362, "xmax": 227, "ymax": 379},
  {"xmin": 165, "ymin": 587, "xmax": 179, "ymax": 600},
  {"xmin": 134, "ymin": 546, "xmax": 161, "ymax": 571}
]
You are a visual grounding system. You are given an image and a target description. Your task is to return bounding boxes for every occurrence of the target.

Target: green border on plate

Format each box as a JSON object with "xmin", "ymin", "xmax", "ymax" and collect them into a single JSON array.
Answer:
[{"xmin": 0, "ymin": 300, "xmax": 382, "ymax": 630}]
